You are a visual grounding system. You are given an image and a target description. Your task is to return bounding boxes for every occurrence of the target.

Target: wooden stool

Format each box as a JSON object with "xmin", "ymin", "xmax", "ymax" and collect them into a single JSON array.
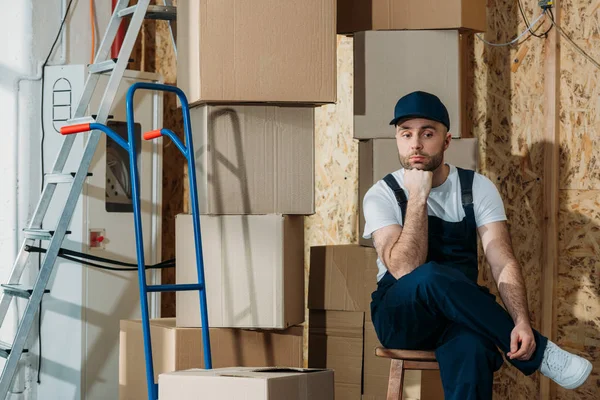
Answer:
[{"xmin": 375, "ymin": 347, "xmax": 440, "ymax": 400}]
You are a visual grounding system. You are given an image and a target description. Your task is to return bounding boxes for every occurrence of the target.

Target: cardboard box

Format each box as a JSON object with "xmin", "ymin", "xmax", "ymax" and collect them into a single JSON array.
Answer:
[
  {"xmin": 178, "ymin": 0, "xmax": 336, "ymax": 104},
  {"xmin": 159, "ymin": 367, "xmax": 334, "ymax": 400},
  {"xmin": 119, "ymin": 319, "xmax": 303, "ymax": 400},
  {"xmin": 191, "ymin": 105, "xmax": 315, "ymax": 215},
  {"xmin": 308, "ymin": 245, "xmax": 379, "ymax": 315},
  {"xmin": 359, "ymin": 138, "xmax": 478, "ymax": 247},
  {"xmin": 176, "ymin": 214, "xmax": 305, "ymax": 328},
  {"xmin": 337, "ymin": 0, "xmax": 486, "ymax": 33},
  {"xmin": 354, "ymin": 30, "xmax": 468, "ymax": 139},
  {"xmin": 308, "ymin": 310, "xmax": 365, "ymax": 399}
]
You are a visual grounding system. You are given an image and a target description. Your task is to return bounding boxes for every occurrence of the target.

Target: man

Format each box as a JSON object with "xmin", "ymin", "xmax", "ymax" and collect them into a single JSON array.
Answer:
[{"xmin": 362, "ymin": 91, "xmax": 592, "ymax": 399}]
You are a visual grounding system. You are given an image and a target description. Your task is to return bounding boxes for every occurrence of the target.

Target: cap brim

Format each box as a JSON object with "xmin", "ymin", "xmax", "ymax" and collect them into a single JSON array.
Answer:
[{"xmin": 389, "ymin": 113, "xmax": 429, "ymax": 126}]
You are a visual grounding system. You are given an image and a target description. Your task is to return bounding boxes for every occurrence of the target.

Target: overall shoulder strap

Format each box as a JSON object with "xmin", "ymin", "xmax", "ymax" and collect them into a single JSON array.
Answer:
[
  {"xmin": 456, "ymin": 168, "xmax": 476, "ymax": 232},
  {"xmin": 382, "ymin": 173, "xmax": 407, "ymax": 221},
  {"xmin": 456, "ymin": 167, "xmax": 475, "ymax": 206}
]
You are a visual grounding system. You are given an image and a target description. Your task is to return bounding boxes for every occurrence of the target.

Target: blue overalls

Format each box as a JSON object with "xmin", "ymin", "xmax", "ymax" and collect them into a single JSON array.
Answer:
[{"xmin": 370, "ymin": 167, "xmax": 548, "ymax": 400}]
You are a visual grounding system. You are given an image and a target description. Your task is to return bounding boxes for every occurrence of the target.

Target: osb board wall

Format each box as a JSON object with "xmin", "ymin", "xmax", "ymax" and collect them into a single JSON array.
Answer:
[
  {"xmin": 302, "ymin": 35, "xmax": 358, "ymax": 365},
  {"xmin": 473, "ymin": 0, "xmax": 600, "ymax": 398},
  {"xmin": 471, "ymin": 0, "xmax": 547, "ymax": 397},
  {"xmin": 557, "ymin": 0, "xmax": 600, "ymax": 398}
]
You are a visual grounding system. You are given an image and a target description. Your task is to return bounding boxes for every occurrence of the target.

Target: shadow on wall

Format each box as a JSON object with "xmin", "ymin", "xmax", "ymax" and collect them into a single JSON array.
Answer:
[{"xmin": 477, "ymin": 138, "xmax": 600, "ymax": 399}]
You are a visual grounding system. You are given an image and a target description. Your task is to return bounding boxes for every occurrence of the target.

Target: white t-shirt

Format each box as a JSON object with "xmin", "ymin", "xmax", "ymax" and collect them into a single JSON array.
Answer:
[{"xmin": 362, "ymin": 164, "xmax": 507, "ymax": 281}]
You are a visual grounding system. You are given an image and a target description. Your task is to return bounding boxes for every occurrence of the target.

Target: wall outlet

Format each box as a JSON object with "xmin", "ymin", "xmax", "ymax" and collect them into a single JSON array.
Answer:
[{"xmin": 89, "ymin": 229, "xmax": 106, "ymax": 250}]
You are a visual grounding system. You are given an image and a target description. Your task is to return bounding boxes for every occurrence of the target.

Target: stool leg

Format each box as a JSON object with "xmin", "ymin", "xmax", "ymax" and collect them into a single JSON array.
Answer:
[{"xmin": 386, "ymin": 359, "xmax": 405, "ymax": 400}]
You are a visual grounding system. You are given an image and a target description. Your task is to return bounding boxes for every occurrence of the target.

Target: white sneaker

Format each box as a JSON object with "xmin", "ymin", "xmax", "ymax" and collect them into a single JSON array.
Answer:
[{"xmin": 540, "ymin": 341, "xmax": 592, "ymax": 389}]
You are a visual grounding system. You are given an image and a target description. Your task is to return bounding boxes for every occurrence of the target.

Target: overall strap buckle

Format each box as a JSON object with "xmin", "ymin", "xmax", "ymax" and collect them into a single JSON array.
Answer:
[{"xmin": 382, "ymin": 173, "xmax": 407, "ymax": 220}]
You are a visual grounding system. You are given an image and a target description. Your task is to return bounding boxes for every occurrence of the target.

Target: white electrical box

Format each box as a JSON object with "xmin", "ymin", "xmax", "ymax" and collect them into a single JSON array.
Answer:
[{"xmin": 40, "ymin": 65, "xmax": 163, "ymax": 400}]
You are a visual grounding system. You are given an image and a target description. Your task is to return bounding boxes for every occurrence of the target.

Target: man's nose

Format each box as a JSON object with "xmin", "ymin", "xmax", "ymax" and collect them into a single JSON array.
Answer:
[{"xmin": 410, "ymin": 137, "xmax": 423, "ymax": 149}]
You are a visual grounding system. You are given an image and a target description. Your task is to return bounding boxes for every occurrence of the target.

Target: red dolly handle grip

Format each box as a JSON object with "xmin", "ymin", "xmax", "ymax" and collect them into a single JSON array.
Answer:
[
  {"xmin": 60, "ymin": 123, "xmax": 91, "ymax": 135},
  {"xmin": 144, "ymin": 129, "xmax": 163, "ymax": 140}
]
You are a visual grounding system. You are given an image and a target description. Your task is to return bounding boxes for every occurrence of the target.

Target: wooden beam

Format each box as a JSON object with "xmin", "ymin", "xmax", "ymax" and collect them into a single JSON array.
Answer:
[{"xmin": 540, "ymin": 2, "xmax": 561, "ymax": 399}]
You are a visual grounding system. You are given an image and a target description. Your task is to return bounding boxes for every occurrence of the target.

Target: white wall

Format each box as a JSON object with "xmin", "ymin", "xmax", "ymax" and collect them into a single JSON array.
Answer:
[{"xmin": 1, "ymin": 1, "xmax": 162, "ymax": 399}]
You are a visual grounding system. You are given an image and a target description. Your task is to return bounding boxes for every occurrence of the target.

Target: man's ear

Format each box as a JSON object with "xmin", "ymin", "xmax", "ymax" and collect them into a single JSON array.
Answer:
[{"xmin": 444, "ymin": 132, "xmax": 452, "ymax": 150}]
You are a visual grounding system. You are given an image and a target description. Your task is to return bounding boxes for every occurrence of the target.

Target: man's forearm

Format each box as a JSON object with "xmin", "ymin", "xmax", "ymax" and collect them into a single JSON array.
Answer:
[
  {"xmin": 495, "ymin": 263, "xmax": 531, "ymax": 325},
  {"xmin": 386, "ymin": 197, "xmax": 429, "ymax": 279}
]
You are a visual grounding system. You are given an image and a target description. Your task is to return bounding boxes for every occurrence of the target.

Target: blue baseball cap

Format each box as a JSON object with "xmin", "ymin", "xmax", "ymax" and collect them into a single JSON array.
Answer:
[{"xmin": 390, "ymin": 91, "xmax": 450, "ymax": 131}]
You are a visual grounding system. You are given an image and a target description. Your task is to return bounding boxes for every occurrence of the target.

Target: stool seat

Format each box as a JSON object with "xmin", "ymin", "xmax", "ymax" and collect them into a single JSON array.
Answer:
[{"xmin": 375, "ymin": 347, "xmax": 437, "ymax": 362}]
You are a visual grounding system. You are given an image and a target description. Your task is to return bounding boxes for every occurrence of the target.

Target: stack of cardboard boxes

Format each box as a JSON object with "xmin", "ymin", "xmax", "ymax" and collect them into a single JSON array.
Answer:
[
  {"xmin": 306, "ymin": 0, "xmax": 486, "ymax": 399},
  {"xmin": 120, "ymin": 1, "xmax": 336, "ymax": 399}
]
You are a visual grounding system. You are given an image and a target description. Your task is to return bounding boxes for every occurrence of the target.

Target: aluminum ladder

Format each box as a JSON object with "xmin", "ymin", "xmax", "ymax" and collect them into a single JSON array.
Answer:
[{"xmin": 0, "ymin": 0, "xmax": 176, "ymax": 397}]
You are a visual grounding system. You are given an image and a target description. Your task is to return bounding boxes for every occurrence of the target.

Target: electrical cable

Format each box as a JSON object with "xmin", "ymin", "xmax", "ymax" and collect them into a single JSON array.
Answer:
[
  {"xmin": 548, "ymin": 9, "xmax": 600, "ymax": 71},
  {"xmin": 37, "ymin": 0, "xmax": 74, "ymax": 384},
  {"xmin": 518, "ymin": 0, "xmax": 553, "ymax": 38},
  {"xmin": 58, "ymin": 254, "xmax": 174, "ymax": 272},
  {"xmin": 476, "ymin": 10, "xmax": 546, "ymax": 47},
  {"xmin": 25, "ymin": 245, "xmax": 175, "ymax": 271}
]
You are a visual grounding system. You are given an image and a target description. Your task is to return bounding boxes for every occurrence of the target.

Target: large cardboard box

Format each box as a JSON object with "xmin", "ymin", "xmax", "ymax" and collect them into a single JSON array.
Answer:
[
  {"xmin": 176, "ymin": 214, "xmax": 305, "ymax": 328},
  {"xmin": 191, "ymin": 105, "xmax": 315, "ymax": 215},
  {"xmin": 159, "ymin": 367, "xmax": 334, "ymax": 400},
  {"xmin": 354, "ymin": 31, "xmax": 468, "ymax": 139},
  {"xmin": 308, "ymin": 310, "xmax": 365, "ymax": 399},
  {"xmin": 308, "ymin": 245, "xmax": 379, "ymax": 316},
  {"xmin": 178, "ymin": 0, "xmax": 336, "ymax": 105},
  {"xmin": 359, "ymin": 138, "xmax": 478, "ymax": 247},
  {"xmin": 119, "ymin": 319, "xmax": 303, "ymax": 400},
  {"xmin": 338, "ymin": 0, "xmax": 486, "ymax": 33}
]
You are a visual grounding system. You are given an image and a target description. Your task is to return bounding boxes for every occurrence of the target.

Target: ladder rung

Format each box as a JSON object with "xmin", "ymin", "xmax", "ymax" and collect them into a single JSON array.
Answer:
[
  {"xmin": 118, "ymin": 5, "xmax": 176, "ymax": 21},
  {"xmin": 146, "ymin": 283, "xmax": 204, "ymax": 293},
  {"xmin": 45, "ymin": 174, "xmax": 74, "ymax": 184},
  {"xmin": 23, "ymin": 229, "xmax": 71, "ymax": 240},
  {"xmin": 0, "ymin": 340, "xmax": 28, "ymax": 359},
  {"xmin": 66, "ymin": 116, "xmax": 96, "ymax": 126},
  {"xmin": 1, "ymin": 284, "xmax": 50, "ymax": 300},
  {"xmin": 89, "ymin": 60, "xmax": 117, "ymax": 74},
  {"xmin": 45, "ymin": 172, "xmax": 93, "ymax": 185}
]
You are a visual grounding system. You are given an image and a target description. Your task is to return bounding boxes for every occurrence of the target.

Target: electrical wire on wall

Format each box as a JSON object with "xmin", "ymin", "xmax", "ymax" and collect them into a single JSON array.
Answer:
[
  {"xmin": 476, "ymin": 4, "xmax": 600, "ymax": 71},
  {"xmin": 475, "ymin": 9, "xmax": 547, "ymax": 47},
  {"xmin": 38, "ymin": 0, "xmax": 74, "ymax": 385},
  {"xmin": 518, "ymin": 0, "xmax": 553, "ymax": 38}
]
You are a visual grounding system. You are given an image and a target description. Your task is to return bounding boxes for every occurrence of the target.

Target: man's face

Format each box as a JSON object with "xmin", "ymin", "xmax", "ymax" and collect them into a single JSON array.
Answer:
[{"xmin": 395, "ymin": 118, "xmax": 451, "ymax": 171}]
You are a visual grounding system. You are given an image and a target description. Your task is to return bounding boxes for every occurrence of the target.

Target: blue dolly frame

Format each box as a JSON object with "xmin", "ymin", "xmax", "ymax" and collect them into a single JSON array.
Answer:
[{"xmin": 61, "ymin": 82, "xmax": 212, "ymax": 400}]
